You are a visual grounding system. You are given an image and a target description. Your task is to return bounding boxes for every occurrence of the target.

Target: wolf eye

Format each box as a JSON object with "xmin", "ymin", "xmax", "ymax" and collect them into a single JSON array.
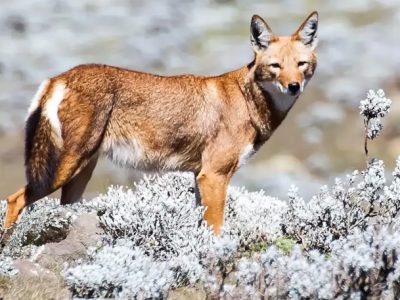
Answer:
[
  {"xmin": 269, "ymin": 63, "xmax": 281, "ymax": 68},
  {"xmin": 298, "ymin": 61, "xmax": 308, "ymax": 67}
]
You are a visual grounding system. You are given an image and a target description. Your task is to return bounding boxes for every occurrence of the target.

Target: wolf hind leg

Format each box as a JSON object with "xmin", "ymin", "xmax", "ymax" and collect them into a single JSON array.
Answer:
[{"xmin": 60, "ymin": 153, "xmax": 100, "ymax": 205}]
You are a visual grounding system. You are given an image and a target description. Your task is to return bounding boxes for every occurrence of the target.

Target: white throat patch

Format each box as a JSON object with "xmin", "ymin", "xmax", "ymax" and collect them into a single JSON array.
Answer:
[{"xmin": 260, "ymin": 81, "xmax": 299, "ymax": 114}]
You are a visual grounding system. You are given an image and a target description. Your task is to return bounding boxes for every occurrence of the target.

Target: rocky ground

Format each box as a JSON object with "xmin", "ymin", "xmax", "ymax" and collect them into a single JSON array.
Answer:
[{"xmin": 0, "ymin": 213, "xmax": 101, "ymax": 300}]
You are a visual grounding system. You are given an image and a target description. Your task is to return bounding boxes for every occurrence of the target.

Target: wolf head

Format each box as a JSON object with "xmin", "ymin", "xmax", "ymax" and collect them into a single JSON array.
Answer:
[{"xmin": 250, "ymin": 11, "xmax": 319, "ymax": 97}]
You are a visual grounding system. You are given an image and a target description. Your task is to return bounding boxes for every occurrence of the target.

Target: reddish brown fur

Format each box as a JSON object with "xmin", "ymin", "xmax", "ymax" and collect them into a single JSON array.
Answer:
[{"xmin": 2, "ymin": 12, "xmax": 319, "ymax": 243}]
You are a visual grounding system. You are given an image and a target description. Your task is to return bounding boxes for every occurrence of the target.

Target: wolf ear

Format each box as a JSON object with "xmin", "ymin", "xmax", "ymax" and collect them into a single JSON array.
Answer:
[
  {"xmin": 250, "ymin": 15, "xmax": 274, "ymax": 53},
  {"xmin": 294, "ymin": 11, "xmax": 318, "ymax": 50}
]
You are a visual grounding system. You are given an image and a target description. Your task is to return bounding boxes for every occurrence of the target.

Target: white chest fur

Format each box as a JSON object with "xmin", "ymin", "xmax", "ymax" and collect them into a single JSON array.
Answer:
[
  {"xmin": 102, "ymin": 137, "xmax": 184, "ymax": 172},
  {"xmin": 238, "ymin": 144, "xmax": 256, "ymax": 168},
  {"xmin": 102, "ymin": 137, "xmax": 145, "ymax": 169}
]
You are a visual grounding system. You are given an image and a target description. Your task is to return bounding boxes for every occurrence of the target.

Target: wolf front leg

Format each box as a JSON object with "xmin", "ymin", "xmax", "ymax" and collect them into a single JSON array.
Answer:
[
  {"xmin": 2, "ymin": 187, "xmax": 36, "ymax": 246},
  {"xmin": 196, "ymin": 172, "xmax": 232, "ymax": 235}
]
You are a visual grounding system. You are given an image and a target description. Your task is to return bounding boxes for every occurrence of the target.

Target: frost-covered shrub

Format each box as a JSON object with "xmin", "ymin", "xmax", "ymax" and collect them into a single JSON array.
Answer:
[
  {"xmin": 282, "ymin": 90, "xmax": 400, "ymax": 251},
  {"xmin": 65, "ymin": 245, "xmax": 175, "ymax": 299},
  {"xmin": 0, "ymin": 254, "xmax": 18, "ymax": 277},
  {"xmin": 282, "ymin": 158, "xmax": 400, "ymax": 251},
  {"xmin": 65, "ymin": 239, "xmax": 206, "ymax": 299},
  {"xmin": 2, "ymin": 198, "xmax": 88, "ymax": 258},
  {"xmin": 83, "ymin": 172, "xmax": 215, "ymax": 260},
  {"xmin": 256, "ymin": 245, "xmax": 334, "ymax": 300},
  {"xmin": 82, "ymin": 172, "xmax": 288, "ymax": 260},
  {"xmin": 201, "ymin": 236, "xmax": 239, "ymax": 298},
  {"xmin": 0, "ymin": 198, "xmax": 84, "ymax": 277},
  {"xmin": 61, "ymin": 173, "xmax": 289, "ymax": 299},
  {"xmin": 209, "ymin": 223, "xmax": 400, "ymax": 300},
  {"xmin": 360, "ymin": 89, "xmax": 392, "ymax": 165},
  {"xmin": 360, "ymin": 89, "xmax": 392, "ymax": 140},
  {"xmin": 223, "ymin": 187, "xmax": 287, "ymax": 251}
]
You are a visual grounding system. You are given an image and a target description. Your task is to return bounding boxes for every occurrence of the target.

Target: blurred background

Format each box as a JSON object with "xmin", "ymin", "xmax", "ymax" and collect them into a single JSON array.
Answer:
[{"xmin": 1, "ymin": 0, "xmax": 400, "ymax": 201}]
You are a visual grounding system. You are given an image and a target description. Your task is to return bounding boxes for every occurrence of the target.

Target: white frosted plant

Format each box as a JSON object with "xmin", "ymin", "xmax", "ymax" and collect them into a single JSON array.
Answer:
[
  {"xmin": 283, "ymin": 184, "xmax": 347, "ymax": 251},
  {"xmin": 360, "ymin": 89, "xmax": 392, "ymax": 163},
  {"xmin": 382, "ymin": 156, "xmax": 400, "ymax": 223},
  {"xmin": 328, "ymin": 226, "xmax": 400, "ymax": 300},
  {"xmin": 204, "ymin": 222, "xmax": 400, "ymax": 299},
  {"xmin": 285, "ymin": 246, "xmax": 334, "ymax": 300},
  {"xmin": 202, "ymin": 241, "xmax": 334, "ymax": 299},
  {"xmin": 230, "ymin": 257, "xmax": 262, "ymax": 299},
  {"xmin": 0, "ymin": 254, "xmax": 18, "ymax": 277},
  {"xmin": 82, "ymin": 172, "xmax": 289, "ymax": 260},
  {"xmin": 1, "ymin": 197, "xmax": 88, "ymax": 259},
  {"xmin": 64, "ymin": 239, "xmax": 206, "ymax": 299},
  {"xmin": 283, "ymin": 154, "xmax": 400, "ymax": 252},
  {"xmin": 83, "ymin": 172, "xmax": 215, "ymax": 260},
  {"xmin": 201, "ymin": 236, "xmax": 239, "ymax": 299},
  {"xmin": 282, "ymin": 89, "xmax": 400, "ymax": 251},
  {"xmin": 359, "ymin": 89, "xmax": 392, "ymax": 139},
  {"xmin": 223, "ymin": 187, "xmax": 287, "ymax": 251},
  {"xmin": 64, "ymin": 244, "xmax": 176, "ymax": 299}
]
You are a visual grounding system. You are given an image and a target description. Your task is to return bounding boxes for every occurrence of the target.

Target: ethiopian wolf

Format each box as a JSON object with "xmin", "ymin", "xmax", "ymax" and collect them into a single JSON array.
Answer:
[{"xmin": 3, "ymin": 12, "xmax": 319, "ymax": 242}]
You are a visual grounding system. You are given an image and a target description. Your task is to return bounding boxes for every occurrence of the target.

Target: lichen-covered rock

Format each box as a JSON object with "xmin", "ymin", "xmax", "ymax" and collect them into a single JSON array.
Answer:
[
  {"xmin": 1, "ymin": 198, "xmax": 90, "ymax": 259},
  {"xmin": 13, "ymin": 259, "xmax": 55, "ymax": 280},
  {"xmin": 34, "ymin": 213, "xmax": 104, "ymax": 270}
]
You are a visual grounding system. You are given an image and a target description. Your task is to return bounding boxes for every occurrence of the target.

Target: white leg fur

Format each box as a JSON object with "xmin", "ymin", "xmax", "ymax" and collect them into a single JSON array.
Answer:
[{"xmin": 44, "ymin": 83, "xmax": 66, "ymax": 142}]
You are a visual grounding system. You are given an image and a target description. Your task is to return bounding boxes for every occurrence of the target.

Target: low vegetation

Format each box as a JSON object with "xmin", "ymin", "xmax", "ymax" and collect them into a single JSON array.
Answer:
[{"xmin": 0, "ymin": 89, "xmax": 399, "ymax": 300}]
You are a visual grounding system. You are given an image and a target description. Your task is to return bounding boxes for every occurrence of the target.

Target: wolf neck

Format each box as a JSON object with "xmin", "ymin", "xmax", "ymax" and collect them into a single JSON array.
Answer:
[{"xmin": 228, "ymin": 61, "xmax": 299, "ymax": 139}]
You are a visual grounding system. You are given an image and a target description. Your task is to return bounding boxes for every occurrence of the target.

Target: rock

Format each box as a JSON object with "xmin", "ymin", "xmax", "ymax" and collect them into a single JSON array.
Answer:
[
  {"xmin": 13, "ymin": 259, "xmax": 55, "ymax": 280},
  {"xmin": 8, "ymin": 259, "xmax": 71, "ymax": 300},
  {"xmin": 10, "ymin": 260, "xmax": 71, "ymax": 300},
  {"xmin": 34, "ymin": 212, "xmax": 104, "ymax": 270},
  {"xmin": 5, "ymin": 213, "xmax": 103, "ymax": 299}
]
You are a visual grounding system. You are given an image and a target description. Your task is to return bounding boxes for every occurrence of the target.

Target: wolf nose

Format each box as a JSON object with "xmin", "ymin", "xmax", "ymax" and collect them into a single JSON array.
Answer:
[{"xmin": 288, "ymin": 82, "xmax": 300, "ymax": 94}]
